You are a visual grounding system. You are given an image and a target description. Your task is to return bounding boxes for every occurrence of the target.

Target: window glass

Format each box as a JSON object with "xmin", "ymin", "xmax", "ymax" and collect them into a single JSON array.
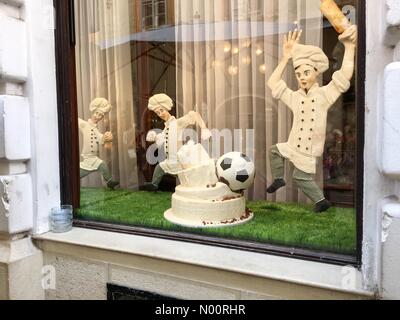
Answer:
[
  {"xmin": 74, "ymin": 0, "xmax": 359, "ymax": 256},
  {"xmin": 141, "ymin": 0, "xmax": 168, "ymax": 30},
  {"xmin": 156, "ymin": 1, "xmax": 167, "ymax": 26}
]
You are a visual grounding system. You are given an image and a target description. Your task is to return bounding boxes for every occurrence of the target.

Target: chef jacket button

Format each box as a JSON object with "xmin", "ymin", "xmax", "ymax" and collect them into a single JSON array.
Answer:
[
  {"xmin": 310, "ymin": 129, "xmax": 313, "ymax": 132},
  {"xmin": 297, "ymin": 145, "xmax": 301, "ymax": 148},
  {"xmin": 312, "ymin": 100, "xmax": 315, "ymax": 103},
  {"xmin": 311, "ymin": 119, "xmax": 314, "ymax": 122},
  {"xmin": 301, "ymin": 119, "xmax": 305, "ymax": 122},
  {"xmin": 300, "ymin": 128, "xmax": 304, "ymax": 131},
  {"xmin": 302, "ymin": 101, "xmax": 305, "ymax": 104},
  {"xmin": 309, "ymin": 138, "xmax": 312, "ymax": 141},
  {"xmin": 306, "ymin": 148, "xmax": 309, "ymax": 151},
  {"xmin": 302, "ymin": 111, "xmax": 305, "ymax": 114},
  {"xmin": 312, "ymin": 109, "xmax": 315, "ymax": 112},
  {"xmin": 299, "ymin": 138, "xmax": 301, "ymax": 141}
]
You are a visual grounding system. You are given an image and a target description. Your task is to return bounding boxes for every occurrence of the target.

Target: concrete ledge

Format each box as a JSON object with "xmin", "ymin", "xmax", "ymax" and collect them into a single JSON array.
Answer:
[
  {"xmin": 33, "ymin": 228, "xmax": 375, "ymax": 299},
  {"xmin": 0, "ymin": 237, "xmax": 44, "ymax": 300},
  {"xmin": 0, "ymin": 13, "xmax": 27, "ymax": 82}
]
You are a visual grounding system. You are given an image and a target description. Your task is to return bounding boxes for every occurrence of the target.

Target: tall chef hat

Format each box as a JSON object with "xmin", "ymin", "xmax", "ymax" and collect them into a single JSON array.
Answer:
[
  {"xmin": 292, "ymin": 44, "xmax": 330, "ymax": 74},
  {"xmin": 89, "ymin": 98, "xmax": 112, "ymax": 114},
  {"xmin": 148, "ymin": 94, "xmax": 173, "ymax": 112}
]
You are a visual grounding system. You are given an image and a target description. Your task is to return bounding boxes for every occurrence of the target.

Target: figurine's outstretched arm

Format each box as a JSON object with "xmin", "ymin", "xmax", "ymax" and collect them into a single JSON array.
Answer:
[
  {"xmin": 188, "ymin": 111, "xmax": 207, "ymax": 130},
  {"xmin": 323, "ymin": 26, "xmax": 358, "ymax": 107},
  {"xmin": 187, "ymin": 111, "xmax": 212, "ymax": 141},
  {"xmin": 338, "ymin": 25, "xmax": 357, "ymax": 81},
  {"xmin": 267, "ymin": 30, "xmax": 302, "ymax": 90}
]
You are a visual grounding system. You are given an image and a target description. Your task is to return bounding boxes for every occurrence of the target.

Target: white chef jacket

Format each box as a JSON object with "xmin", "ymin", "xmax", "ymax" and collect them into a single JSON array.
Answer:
[
  {"xmin": 270, "ymin": 70, "xmax": 351, "ymax": 174},
  {"xmin": 79, "ymin": 118, "xmax": 105, "ymax": 171},
  {"xmin": 156, "ymin": 112, "xmax": 197, "ymax": 175}
]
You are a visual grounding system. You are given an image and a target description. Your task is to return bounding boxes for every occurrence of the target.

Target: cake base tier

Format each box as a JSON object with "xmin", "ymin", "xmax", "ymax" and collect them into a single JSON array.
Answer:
[
  {"xmin": 172, "ymin": 193, "xmax": 245, "ymax": 221},
  {"xmin": 164, "ymin": 209, "xmax": 254, "ymax": 229}
]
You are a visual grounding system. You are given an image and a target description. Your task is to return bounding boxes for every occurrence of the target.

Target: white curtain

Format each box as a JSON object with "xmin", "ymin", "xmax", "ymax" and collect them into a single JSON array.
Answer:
[
  {"xmin": 175, "ymin": 0, "xmax": 323, "ymax": 202},
  {"xmin": 75, "ymin": 0, "xmax": 139, "ymax": 190}
]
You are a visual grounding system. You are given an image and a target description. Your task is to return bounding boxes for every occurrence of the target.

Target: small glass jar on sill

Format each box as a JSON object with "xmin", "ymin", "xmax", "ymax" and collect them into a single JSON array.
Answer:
[{"xmin": 50, "ymin": 205, "xmax": 73, "ymax": 233}]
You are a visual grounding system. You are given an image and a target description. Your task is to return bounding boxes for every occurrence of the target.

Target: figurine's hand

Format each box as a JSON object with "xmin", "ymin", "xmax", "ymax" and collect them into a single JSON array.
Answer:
[
  {"xmin": 283, "ymin": 29, "xmax": 302, "ymax": 59},
  {"xmin": 155, "ymin": 133, "xmax": 165, "ymax": 147},
  {"xmin": 339, "ymin": 25, "xmax": 357, "ymax": 46},
  {"xmin": 146, "ymin": 130, "xmax": 157, "ymax": 143},
  {"xmin": 201, "ymin": 128, "xmax": 212, "ymax": 141},
  {"xmin": 104, "ymin": 132, "xmax": 113, "ymax": 143}
]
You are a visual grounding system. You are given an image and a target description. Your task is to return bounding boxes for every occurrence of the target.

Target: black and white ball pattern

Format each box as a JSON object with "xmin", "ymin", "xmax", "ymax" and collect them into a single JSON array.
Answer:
[{"xmin": 216, "ymin": 152, "xmax": 256, "ymax": 192}]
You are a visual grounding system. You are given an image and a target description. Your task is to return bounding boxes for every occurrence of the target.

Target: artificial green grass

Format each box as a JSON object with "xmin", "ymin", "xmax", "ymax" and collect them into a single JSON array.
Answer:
[{"xmin": 76, "ymin": 188, "xmax": 357, "ymax": 255}]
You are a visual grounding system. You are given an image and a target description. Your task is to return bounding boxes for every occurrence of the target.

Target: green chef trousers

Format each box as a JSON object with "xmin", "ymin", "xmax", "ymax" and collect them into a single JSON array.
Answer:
[
  {"xmin": 269, "ymin": 145, "xmax": 325, "ymax": 203},
  {"xmin": 151, "ymin": 164, "xmax": 167, "ymax": 187},
  {"xmin": 80, "ymin": 162, "xmax": 112, "ymax": 182}
]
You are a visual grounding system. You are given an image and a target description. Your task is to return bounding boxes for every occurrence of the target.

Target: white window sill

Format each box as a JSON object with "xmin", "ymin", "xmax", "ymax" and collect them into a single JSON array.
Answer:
[{"xmin": 33, "ymin": 227, "xmax": 374, "ymax": 298}]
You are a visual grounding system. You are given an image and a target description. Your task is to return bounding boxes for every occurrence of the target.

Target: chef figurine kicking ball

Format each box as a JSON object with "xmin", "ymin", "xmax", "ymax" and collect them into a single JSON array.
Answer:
[
  {"xmin": 79, "ymin": 98, "xmax": 120, "ymax": 190},
  {"xmin": 267, "ymin": 26, "xmax": 357, "ymax": 213},
  {"xmin": 145, "ymin": 94, "xmax": 212, "ymax": 192}
]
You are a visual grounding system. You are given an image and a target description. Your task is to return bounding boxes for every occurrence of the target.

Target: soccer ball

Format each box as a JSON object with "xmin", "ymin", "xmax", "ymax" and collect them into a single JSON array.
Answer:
[{"xmin": 216, "ymin": 152, "xmax": 256, "ymax": 192}]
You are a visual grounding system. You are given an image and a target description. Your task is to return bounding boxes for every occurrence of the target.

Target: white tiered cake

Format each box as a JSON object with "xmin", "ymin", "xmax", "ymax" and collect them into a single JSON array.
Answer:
[{"xmin": 164, "ymin": 142, "xmax": 253, "ymax": 228}]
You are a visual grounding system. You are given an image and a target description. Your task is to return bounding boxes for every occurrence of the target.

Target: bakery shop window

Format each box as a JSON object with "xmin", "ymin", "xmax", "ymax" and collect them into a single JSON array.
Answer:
[{"xmin": 58, "ymin": 0, "xmax": 364, "ymax": 265}]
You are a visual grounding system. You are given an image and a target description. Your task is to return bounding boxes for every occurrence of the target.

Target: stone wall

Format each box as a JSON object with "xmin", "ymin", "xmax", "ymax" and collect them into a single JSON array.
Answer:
[
  {"xmin": 377, "ymin": 0, "xmax": 400, "ymax": 300},
  {"xmin": 37, "ymin": 238, "xmax": 369, "ymax": 301},
  {"xmin": 0, "ymin": 0, "xmax": 60, "ymax": 300}
]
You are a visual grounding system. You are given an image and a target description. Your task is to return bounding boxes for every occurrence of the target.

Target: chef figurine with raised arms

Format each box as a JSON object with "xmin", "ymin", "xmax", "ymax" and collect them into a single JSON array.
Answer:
[
  {"xmin": 145, "ymin": 94, "xmax": 212, "ymax": 192},
  {"xmin": 79, "ymin": 98, "xmax": 120, "ymax": 190},
  {"xmin": 267, "ymin": 26, "xmax": 357, "ymax": 213}
]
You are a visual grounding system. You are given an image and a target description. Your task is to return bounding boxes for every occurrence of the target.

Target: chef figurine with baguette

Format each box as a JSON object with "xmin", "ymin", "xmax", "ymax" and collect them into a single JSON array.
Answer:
[{"xmin": 266, "ymin": 1, "xmax": 357, "ymax": 213}]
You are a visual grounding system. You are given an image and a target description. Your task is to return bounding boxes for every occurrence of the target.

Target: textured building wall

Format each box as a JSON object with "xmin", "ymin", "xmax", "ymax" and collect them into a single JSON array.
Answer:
[{"xmin": 0, "ymin": 0, "xmax": 60, "ymax": 300}]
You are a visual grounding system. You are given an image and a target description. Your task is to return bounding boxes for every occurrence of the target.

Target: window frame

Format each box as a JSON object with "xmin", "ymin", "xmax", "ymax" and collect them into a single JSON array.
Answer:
[
  {"xmin": 55, "ymin": 0, "xmax": 365, "ymax": 267},
  {"xmin": 141, "ymin": 0, "xmax": 169, "ymax": 31}
]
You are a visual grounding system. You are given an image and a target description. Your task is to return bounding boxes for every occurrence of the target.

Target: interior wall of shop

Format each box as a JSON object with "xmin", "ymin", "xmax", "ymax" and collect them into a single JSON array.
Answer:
[{"xmin": 0, "ymin": 0, "xmax": 400, "ymax": 300}]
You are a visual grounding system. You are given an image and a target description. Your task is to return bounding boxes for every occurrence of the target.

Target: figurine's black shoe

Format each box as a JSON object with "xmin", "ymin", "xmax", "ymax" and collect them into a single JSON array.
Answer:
[
  {"xmin": 142, "ymin": 183, "xmax": 159, "ymax": 192},
  {"xmin": 267, "ymin": 179, "xmax": 286, "ymax": 194},
  {"xmin": 107, "ymin": 180, "xmax": 120, "ymax": 190},
  {"xmin": 314, "ymin": 199, "xmax": 332, "ymax": 213}
]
